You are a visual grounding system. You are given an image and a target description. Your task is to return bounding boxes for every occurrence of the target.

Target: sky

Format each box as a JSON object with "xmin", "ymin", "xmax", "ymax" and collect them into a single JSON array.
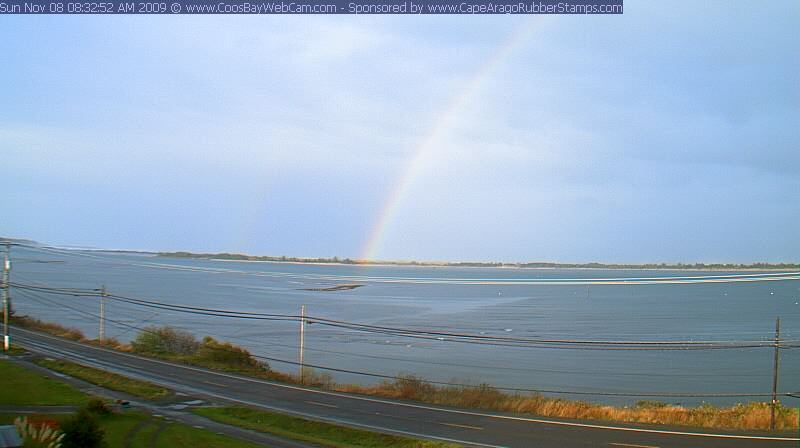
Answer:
[{"xmin": 1, "ymin": 2, "xmax": 798, "ymax": 263}]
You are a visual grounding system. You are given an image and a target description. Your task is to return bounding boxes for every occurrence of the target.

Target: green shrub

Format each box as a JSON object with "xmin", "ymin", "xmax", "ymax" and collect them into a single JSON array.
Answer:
[
  {"xmin": 131, "ymin": 326, "xmax": 199, "ymax": 356},
  {"xmin": 191, "ymin": 336, "xmax": 269, "ymax": 372},
  {"xmin": 85, "ymin": 398, "xmax": 112, "ymax": 415},
  {"xmin": 59, "ymin": 409, "xmax": 106, "ymax": 448},
  {"xmin": 636, "ymin": 400, "xmax": 669, "ymax": 409}
]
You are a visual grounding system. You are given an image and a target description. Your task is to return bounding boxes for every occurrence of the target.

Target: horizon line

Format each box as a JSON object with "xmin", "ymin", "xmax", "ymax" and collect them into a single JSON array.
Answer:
[{"xmin": 4, "ymin": 236, "xmax": 798, "ymax": 268}]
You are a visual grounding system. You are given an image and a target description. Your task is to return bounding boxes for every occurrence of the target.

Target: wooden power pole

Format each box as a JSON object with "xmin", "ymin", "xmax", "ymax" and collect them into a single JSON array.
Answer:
[
  {"xmin": 99, "ymin": 285, "xmax": 107, "ymax": 341},
  {"xmin": 770, "ymin": 317, "xmax": 780, "ymax": 430},
  {"xmin": 299, "ymin": 304, "xmax": 306, "ymax": 384}
]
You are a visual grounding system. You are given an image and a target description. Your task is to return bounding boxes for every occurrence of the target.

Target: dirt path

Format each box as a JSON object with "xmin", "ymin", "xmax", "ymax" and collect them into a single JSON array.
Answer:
[
  {"xmin": 124, "ymin": 419, "xmax": 150, "ymax": 448},
  {"xmin": 149, "ymin": 419, "xmax": 168, "ymax": 447}
]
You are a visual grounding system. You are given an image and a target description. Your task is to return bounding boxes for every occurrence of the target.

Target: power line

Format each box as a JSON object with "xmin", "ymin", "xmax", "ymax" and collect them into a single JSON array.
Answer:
[
  {"xmin": 5, "ymin": 281, "xmax": 771, "ymax": 346},
  {"xmin": 10, "ymin": 280, "xmax": 800, "ymax": 350},
  {"xmin": 19, "ymin": 282, "xmax": 766, "ymax": 377},
  {"xmin": 205, "ymin": 334, "xmax": 771, "ymax": 378},
  {"xmin": 15, "ymin": 289, "xmax": 797, "ymax": 400}
]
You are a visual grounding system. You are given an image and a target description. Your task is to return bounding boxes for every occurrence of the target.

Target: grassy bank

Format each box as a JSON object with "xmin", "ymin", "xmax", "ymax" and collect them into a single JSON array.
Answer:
[
  {"xmin": 11, "ymin": 315, "xmax": 87, "ymax": 341},
  {"xmin": 13, "ymin": 317, "xmax": 799, "ymax": 431},
  {"xmin": 81, "ymin": 411, "xmax": 264, "ymax": 448},
  {"xmin": 34, "ymin": 358, "xmax": 172, "ymax": 400},
  {"xmin": 4, "ymin": 343, "xmax": 28, "ymax": 355},
  {"xmin": 0, "ymin": 358, "xmax": 262, "ymax": 447},
  {"xmin": 0, "ymin": 360, "xmax": 88, "ymax": 406},
  {"xmin": 195, "ymin": 406, "xmax": 461, "ymax": 448},
  {"xmin": 340, "ymin": 376, "xmax": 800, "ymax": 431},
  {"xmin": 18, "ymin": 350, "xmax": 459, "ymax": 447},
  {"xmin": 0, "ymin": 411, "xmax": 264, "ymax": 448},
  {"xmin": 11, "ymin": 315, "xmax": 128, "ymax": 351}
]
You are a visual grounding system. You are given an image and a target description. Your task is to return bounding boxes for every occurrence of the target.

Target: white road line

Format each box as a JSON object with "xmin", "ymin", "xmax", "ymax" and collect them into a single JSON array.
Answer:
[
  {"xmin": 609, "ymin": 443, "xmax": 659, "ymax": 448},
  {"xmin": 440, "ymin": 422, "xmax": 484, "ymax": 430},
  {"xmin": 15, "ymin": 328, "xmax": 800, "ymax": 443},
  {"xmin": 305, "ymin": 400, "xmax": 338, "ymax": 408},
  {"xmin": 16, "ymin": 333, "xmax": 508, "ymax": 448},
  {"xmin": 203, "ymin": 381, "xmax": 228, "ymax": 388}
]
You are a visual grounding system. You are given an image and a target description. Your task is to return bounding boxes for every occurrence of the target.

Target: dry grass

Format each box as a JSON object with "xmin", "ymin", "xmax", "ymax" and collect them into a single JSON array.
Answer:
[
  {"xmin": 12, "ymin": 315, "xmax": 132, "ymax": 351},
  {"xmin": 335, "ymin": 375, "xmax": 799, "ymax": 431},
  {"xmin": 12, "ymin": 315, "xmax": 86, "ymax": 341}
]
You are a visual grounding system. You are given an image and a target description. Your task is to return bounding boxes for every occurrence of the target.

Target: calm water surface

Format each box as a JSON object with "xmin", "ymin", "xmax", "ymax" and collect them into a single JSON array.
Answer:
[{"xmin": 11, "ymin": 246, "xmax": 800, "ymax": 406}]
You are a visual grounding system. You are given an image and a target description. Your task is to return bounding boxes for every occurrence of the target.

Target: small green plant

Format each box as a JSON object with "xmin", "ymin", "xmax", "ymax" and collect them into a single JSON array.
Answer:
[
  {"xmin": 14, "ymin": 416, "xmax": 64, "ymax": 448},
  {"xmin": 636, "ymin": 400, "xmax": 669, "ymax": 409}
]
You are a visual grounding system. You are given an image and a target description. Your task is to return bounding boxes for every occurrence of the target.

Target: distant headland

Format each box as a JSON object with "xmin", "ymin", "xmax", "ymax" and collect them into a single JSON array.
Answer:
[
  {"xmin": 156, "ymin": 251, "xmax": 800, "ymax": 271},
  {"xmin": 3, "ymin": 238, "xmax": 797, "ymax": 270}
]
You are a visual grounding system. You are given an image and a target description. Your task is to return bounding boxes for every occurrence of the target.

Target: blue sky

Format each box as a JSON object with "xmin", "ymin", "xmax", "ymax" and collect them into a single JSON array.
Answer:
[{"xmin": 1, "ymin": 3, "xmax": 798, "ymax": 263}]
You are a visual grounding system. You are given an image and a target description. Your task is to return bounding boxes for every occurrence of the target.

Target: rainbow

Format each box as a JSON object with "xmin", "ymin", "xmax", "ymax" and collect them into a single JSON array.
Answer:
[{"xmin": 359, "ymin": 18, "xmax": 544, "ymax": 262}]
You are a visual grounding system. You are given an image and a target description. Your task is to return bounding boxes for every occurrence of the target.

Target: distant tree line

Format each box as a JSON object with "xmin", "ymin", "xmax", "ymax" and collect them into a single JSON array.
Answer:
[
  {"xmin": 158, "ymin": 252, "xmax": 799, "ymax": 270},
  {"xmin": 159, "ymin": 251, "xmax": 360, "ymax": 264}
]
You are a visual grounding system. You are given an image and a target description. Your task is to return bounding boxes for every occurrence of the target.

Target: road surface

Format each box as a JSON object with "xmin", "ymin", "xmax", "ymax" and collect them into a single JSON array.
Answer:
[{"xmin": 13, "ymin": 327, "xmax": 799, "ymax": 448}]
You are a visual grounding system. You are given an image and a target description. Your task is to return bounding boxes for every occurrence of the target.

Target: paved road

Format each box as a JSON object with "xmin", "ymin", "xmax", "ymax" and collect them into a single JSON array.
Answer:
[
  {"xmin": 7, "ymin": 357, "xmax": 320, "ymax": 448},
  {"xmin": 13, "ymin": 327, "xmax": 799, "ymax": 448}
]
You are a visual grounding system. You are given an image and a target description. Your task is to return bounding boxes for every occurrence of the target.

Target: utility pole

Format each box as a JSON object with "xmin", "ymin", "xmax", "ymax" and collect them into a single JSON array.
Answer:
[
  {"xmin": 770, "ymin": 316, "xmax": 780, "ymax": 430},
  {"xmin": 299, "ymin": 304, "xmax": 306, "ymax": 384},
  {"xmin": 2, "ymin": 243, "xmax": 10, "ymax": 352},
  {"xmin": 99, "ymin": 285, "xmax": 107, "ymax": 341}
]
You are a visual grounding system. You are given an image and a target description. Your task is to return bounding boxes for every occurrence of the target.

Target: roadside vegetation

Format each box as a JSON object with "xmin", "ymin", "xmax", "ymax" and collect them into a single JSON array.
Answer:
[
  {"xmin": 10, "ymin": 315, "xmax": 126, "ymax": 351},
  {"xmin": 129, "ymin": 326, "xmax": 294, "ymax": 382},
  {"xmin": 5, "ymin": 343, "xmax": 28, "ymax": 355},
  {"xmin": 0, "ymin": 360, "xmax": 88, "ymax": 406},
  {"xmin": 11, "ymin": 317, "xmax": 799, "ymax": 431},
  {"xmin": 339, "ymin": 376, "xmax": 800, "ymax": 431},
  {"xmin": 195, "ymin": 405, "xmax": 461, "ymax": 448},
  {"xmin": 11, "ymin": 315, "xmax": 87, "ymax": 342},
  {"xmin": 2, "ymin": 407, "xmax": 264, "ymax": 448},
  {"xmin": 34, "ymin": 358, "xmax": 172, "ymax": 401},
  {"xmin": 0, "ymin": 359, "xmax": 263, "ymax": 448}
]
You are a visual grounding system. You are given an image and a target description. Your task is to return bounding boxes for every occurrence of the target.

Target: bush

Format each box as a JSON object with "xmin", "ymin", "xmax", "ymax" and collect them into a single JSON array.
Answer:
[
  {"xmin": 636, "ymin": 400, "xmax": 669, "ymax": 409},
  {"xmin": 131, "ymin": 326, "xmax": 199, "ymax": 356},
  {"xmin": 87, "ymin": 337, "xmax": 127, "ymax": 350},
  {"xmin": 452, "ymin": 383, "xmax": 505, "ymax": 409},
  {"xmin": 300, "ymin": 369, "xmax": 334, "ymax": 388},
  {"xmin": 191, "ymin": 336, "xmax": 269, "ymax": 372},
  {"xmin": 85, "ymin": 398, "xmax": 112, "ymax": 416},
  {"xmin": 386, "ymin": 375, "xmax": 437, "ymax": 400},
  {"xmin": 59, "ymin": 409, "xmax": 105, "ymax": 448}
]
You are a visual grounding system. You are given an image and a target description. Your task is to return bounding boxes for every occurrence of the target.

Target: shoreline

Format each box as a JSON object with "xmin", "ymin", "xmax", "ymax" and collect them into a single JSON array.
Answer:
[
  {"xmin": 176, "ymin": 256, "xmax": 799, "ymax": 272},
  {"xmin": 6, "ymin": 239, "xmax": 797, "ymax": 271}
]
